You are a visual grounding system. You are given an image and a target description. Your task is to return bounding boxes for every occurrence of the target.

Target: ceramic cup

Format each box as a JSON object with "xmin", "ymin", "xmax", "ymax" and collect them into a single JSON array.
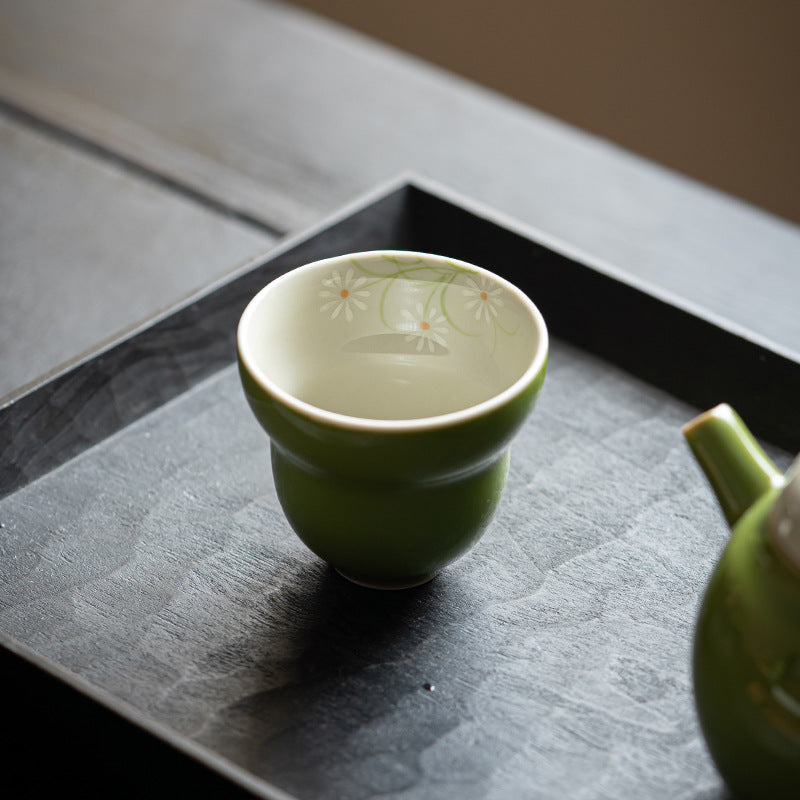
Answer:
[{"xmin": 237, "ymin": 250, "xmax": 548, "ymax": 588}]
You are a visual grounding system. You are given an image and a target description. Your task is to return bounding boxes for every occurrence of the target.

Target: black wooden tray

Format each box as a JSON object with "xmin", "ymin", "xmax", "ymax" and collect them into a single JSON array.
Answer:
[{"xmin": 1, "ymin": 175, "xmax": 798, "ymax": 800}]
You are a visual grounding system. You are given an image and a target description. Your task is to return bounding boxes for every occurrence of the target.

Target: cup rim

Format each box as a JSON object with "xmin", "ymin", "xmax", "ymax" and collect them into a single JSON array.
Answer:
[{"xmin": 237, "ymin": 250, "xmax": 548, "ymax": 432}]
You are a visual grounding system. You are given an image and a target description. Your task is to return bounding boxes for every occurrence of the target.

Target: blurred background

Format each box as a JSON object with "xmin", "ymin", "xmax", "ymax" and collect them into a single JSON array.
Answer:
[{"xmin": 291, "ymin": 0, "xmax": 800, "ymax": 225}]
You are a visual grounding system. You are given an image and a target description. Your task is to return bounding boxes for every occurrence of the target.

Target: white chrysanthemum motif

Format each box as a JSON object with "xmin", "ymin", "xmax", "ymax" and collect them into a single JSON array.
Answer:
[
  {"xmin": 462, "ymin": 275, "xmax": 504, "ymax": 323},
  {"xmin": 319, "ymin": 268, "xmax": 370, "ymax": 322},
  {"xmin": 401, "ymin": 303, "xmax": 448, "ymax": 353}
]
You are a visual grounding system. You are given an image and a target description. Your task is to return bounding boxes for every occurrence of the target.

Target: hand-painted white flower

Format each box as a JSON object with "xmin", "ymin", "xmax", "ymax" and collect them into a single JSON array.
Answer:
[
  {"xmin": 319, "ymin": 268, "xmax": 370, "ymax": 322},
  {"xmin": 462, "ymin": 275, "xmax": 504, "ymax": 323},
  {"xmin": 401, "ymin": 303, "xmax": 448, "ymax": 353}
]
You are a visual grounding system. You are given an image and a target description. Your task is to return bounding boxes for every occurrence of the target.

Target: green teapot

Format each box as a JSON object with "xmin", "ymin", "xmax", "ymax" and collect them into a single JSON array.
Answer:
[{"xmin": 684, "ymin": 404, "xmax": 800, "ymax": 798}]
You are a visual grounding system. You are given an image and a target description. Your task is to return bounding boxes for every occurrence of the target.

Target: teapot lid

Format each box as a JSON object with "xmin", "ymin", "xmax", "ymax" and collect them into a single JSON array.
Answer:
[{"xmin": 769, "ymin": 457, "xmax": 800, "ymax": 572}]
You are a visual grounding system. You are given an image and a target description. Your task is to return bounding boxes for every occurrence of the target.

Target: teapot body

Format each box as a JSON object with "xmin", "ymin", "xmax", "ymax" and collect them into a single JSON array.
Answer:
[{"xmin": 693, "ymin": 488, "xmax": 800, "ymax": 799}]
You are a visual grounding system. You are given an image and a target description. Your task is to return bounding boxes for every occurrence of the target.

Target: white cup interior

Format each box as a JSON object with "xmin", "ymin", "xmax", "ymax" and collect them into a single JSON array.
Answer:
[{"xmin": 238, "ymin": 251, "xmax": 547, "ymax": 425}]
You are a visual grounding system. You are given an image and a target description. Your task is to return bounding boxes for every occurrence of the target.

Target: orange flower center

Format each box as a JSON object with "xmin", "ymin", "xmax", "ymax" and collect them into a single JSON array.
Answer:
[
  {"xmin": 480, "ymin": 291, "xmax": 488, "ymax": 301},
  {"xmin": 420, "ymin": 321, "xmax": 431, "ymax": 331},
  {"xmin": 339, "ymin": 288, "xmax": 349, "ymax": 299}
]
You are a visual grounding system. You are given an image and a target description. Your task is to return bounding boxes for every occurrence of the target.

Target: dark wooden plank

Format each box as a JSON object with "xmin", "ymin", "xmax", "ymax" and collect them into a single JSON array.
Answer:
[
  {"xmin": 0, "ymin": 65, "xmax": 313, "ymax": 234},
  {"xmin": 0, "ymin": 110, "xmax": 273, "ymax": 399},
  {"xmin": 0, "ymin": 0, "xmax": 798, "ymax": 355}
]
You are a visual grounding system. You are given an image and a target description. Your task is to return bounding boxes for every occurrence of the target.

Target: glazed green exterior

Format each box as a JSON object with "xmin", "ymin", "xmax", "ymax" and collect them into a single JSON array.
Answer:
[
  {"xmin": 271, "ymin": 445, "xmax": 510, "ymax": 587},
  {"xmin": 687, "ymin": 406, "xmax": 800, "ymax": 798},
  {"xmin": 693, "ymin": 490, "xmax": 800, "ymax": 799},
  {"xmin": 239, "ymin": 354, "xmax": 546, "ymax": 587}
]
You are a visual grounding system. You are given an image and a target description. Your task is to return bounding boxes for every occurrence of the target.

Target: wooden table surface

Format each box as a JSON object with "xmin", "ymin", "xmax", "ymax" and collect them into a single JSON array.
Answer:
[
  {"xmin": 1, "ymin": 1, "xmax": 799, "ymax": 797},
  {"xmin": 2, "ymin": 0, "xmax": 799, "ymax": 403}
]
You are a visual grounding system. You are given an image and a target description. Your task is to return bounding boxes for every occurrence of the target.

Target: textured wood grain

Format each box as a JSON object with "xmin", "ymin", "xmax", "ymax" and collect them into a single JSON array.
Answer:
[
  {"xmin": 1, "ymin": 0, "xmax": 799, "ymax": 354},
  {"xmin": 1, "ymin": 641, "xmax": 264, "ymax": 799},
  {"xmin": 3, "ymin": 346, "xmax": 779, "ymax": 799},
  {"xmin": 0, "ymin": 110, "xmax": 272, "ymax": 399}
]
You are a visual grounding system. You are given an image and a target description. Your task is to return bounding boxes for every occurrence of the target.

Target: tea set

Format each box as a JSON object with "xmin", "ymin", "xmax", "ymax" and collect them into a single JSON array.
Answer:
[{"xmin": 237, "ymin": 250, "xmax": 799, "ymax": 796}]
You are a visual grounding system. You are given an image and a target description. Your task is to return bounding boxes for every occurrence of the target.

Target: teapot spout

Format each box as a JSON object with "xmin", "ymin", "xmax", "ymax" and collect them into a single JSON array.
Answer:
[{"xmin": 683, "ymin": 404, "xmax": 784, "ymax": 527}]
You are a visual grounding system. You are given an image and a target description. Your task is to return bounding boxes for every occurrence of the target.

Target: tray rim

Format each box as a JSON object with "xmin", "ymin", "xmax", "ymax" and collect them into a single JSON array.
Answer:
[
  {"xmin": 5, "ymin": 170, "xmax": 799, "ymax": 414},
  {"xmin": 0, "ymin": 173, "xmax": 416, "ymax": 499},
  {"xmin": 0, "ymin": 173, "xmax": 417, "ymax": 410},
  {"xmin": 411, "ymin": 174, "xmax": 800, "ymax": 363},
  {"xmin": 3, "ymin": 172, "xmax": 799, "ymax": 501},
  {"xmin": 0, "ymin": 633, "xmax": 294, "ymax": 800}
]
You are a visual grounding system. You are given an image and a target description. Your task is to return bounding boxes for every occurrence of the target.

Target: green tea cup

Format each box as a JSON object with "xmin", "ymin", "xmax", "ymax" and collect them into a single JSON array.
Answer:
[{"xmin": 237, "ymin": 251, "xmax": 548, "ymax": 588}]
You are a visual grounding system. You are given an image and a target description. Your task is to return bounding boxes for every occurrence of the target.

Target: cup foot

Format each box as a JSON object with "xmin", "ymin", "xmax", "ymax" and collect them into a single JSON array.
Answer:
[{"xmin": 334, "ymin": 568, "xmax": 440, "ymax": 590}]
